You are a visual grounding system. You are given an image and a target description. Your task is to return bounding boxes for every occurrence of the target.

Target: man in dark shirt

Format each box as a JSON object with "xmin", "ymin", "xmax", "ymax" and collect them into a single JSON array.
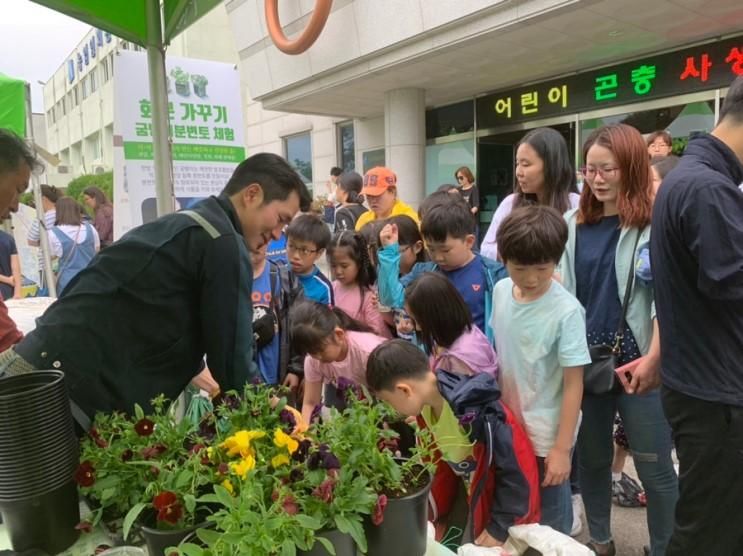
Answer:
[
  {"xmin": 650, "ymin": 76, "xmax": 743, "ymax": 555},
  {"xmin": 0, "ymin": 152, "xmax": 310, "ymax": 421},
  {"xmin": 0, "ymin": 130, "xmax": 32, "ymax": 350}
]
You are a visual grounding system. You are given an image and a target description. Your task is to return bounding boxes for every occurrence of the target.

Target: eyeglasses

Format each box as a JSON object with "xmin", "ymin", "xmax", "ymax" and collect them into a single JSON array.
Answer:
[
  {"xmin": 580, "ymin": 166, "xmax": 620, "ymax": 181},
  {"xmin": 287, "ymin": 242, "xmax": 319, "ymax": 257},
  {"xmin": 456, "ymin": 175, "xmax": 465, "ymax": 181}
]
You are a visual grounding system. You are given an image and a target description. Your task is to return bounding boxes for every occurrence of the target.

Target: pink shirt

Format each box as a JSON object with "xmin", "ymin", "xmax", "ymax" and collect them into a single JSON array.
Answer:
[
  {"xmin": 332, "ymin": 281, "xmax": 392, "ymax": 339},
  {"xmin": 304, "ymin": 330, "xmax": 387, "ymax": 385}
]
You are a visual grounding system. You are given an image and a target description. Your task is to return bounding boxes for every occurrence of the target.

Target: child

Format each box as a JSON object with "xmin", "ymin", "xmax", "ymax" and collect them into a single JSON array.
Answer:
[
  {"xmin": 328, "ymin": 231, "xmax": 391, "ymax": 339},
  {"xmin": 405, "ymin": 272, "xmax": 498, "ymax": 378},
  {"xmin": 366, "ymin": 339, "xmax": 540, "ymax": 548},
  {"xmin": 250, "ymin": 243, "xmax": 304, "ymax": 389},
  {"xmin": 286, "ymin": 213, "xmax": 334, "ymax": 306},
  {"xmin": 492, "ymin": 205, "xmax": 589, "ymax": 535},
  {"xmin": 377, "ymin": 194, "xmax": 506, "ymax": 342},
  {"xmin": 290, "ymin": 300, "xmax": 388, "ymax": 424}
]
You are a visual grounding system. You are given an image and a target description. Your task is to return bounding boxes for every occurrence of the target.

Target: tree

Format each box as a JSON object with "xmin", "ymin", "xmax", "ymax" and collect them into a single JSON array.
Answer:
[{"xmin": 65, "ymin": 172, "xmax": 113, "ymax": 205}]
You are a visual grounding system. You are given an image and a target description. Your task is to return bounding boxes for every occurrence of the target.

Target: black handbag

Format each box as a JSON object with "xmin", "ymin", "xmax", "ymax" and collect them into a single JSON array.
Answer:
[{"xmin": 583, "ymin": 231, "xmax": 641, "ymax": 395}]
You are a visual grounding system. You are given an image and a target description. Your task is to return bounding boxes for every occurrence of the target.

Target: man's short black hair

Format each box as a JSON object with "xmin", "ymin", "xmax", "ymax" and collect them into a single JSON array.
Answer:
[
  {"xmin": 719, "ymin": 75, "xmax": 743, "ymax": 124},
  {"xmin": 420, "ymin": 193, "xmax": 474, "ymax": 242},
  {"xmin": 221, "ymin": 152, "xmax": 311, "ymax": 211},
  {"xmin": 0, "ymin": 129, "xmax": 42, "ymax": 176},
  {"xmin": 330, "ymin": 166, "xmax": 343, "ymax": 177},
  {"xmin": 286, "ymin": 213, "xmax": 331, "ymax": 250},
  {"xmin": 497, "ymin": 205, "xmax": 567, "ymax": 265},
  {"xmin": 366, "ymin": 339, "xmax": 429, "ymax": 392}
]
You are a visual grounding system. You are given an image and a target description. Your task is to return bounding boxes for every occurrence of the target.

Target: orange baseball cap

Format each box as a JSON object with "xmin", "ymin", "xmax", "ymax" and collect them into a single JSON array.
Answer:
[{"xmin": 361, "ymin": 167, "xmax": 397, "ymax": 196}]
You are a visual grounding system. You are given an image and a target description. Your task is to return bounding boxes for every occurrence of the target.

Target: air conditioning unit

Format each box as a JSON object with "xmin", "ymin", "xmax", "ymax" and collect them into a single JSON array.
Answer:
[
  {"xmin": 92, "ymin": 165, "xmax": 107, "ymax": 175},
  {"xmin": 57, "ymin": 165, "xmax": 69, "ymax": 174}
]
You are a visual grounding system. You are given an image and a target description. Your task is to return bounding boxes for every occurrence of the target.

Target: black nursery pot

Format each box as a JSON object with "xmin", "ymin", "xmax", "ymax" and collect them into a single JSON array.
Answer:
[
  {"xmin": 364, "ymin": 471, "xmax": 433, "ymax": 556},
  {"xmin": 0, "ymin": 480, "xmax": 80, "ymax": 554},
  {"xmin": 297, "ymin": 529, "xmax": 356, "ymax": 556},
  {"xmin": 141, "ymin": 520, "xmax": 206, "ymax": 556}
]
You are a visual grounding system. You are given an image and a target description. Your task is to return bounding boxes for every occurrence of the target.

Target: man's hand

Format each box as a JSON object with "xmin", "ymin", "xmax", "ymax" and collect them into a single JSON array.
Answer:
[
  {"xmin": 542, "ymin": 447, "xmax": 571, "ymax": 487},
  {"xmin": 474, "ymin": 529, "xmax": 504, "ymax": 548},
  {"xmin": 379, "ymin": 223, "xmax": 398, "ymax": 247},
  {"xmin": 191, "ymin": 368, "xmax": 220, "ymax": 398},
  {"xmin": 626, "ymin": 355, "xmax": 661, "ymax": 395}
]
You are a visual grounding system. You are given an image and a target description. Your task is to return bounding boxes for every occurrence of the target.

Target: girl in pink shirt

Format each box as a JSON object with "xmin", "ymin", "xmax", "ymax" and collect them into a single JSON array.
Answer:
[
  {"xmin": 405, "ymin": 272, "xmax": 499, "ymax": 378},
  {"xmin": 290, "ymin": 300, "xmax": 389, "ymax": 423},
  {"xmin": 328, "ymin": 231, "xmax": 391, "ymax": 338}
]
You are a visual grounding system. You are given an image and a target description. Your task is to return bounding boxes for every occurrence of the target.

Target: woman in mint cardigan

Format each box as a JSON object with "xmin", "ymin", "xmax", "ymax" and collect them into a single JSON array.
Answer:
[{"xmin": 558, "ymin": 124, "xmax": 677, "ymax": 556}]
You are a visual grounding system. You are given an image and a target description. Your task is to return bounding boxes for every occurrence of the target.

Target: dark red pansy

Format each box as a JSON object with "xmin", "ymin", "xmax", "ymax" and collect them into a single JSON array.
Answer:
[
  {"xmin": 134, "ymin": 418, "xmax": 155, "ymax": 437},
  {"xmin": 74, "ymin": 461, "xmax": 96, "ymax": 487}
]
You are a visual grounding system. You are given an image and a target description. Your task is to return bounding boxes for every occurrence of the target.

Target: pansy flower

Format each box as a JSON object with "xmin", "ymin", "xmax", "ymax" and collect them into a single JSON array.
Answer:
[
  {"xmin": 134, "ymin": 418, "xmax": 155, "ymax": 437},
  {"xmin": 74, "ymin": 461, "xmax": 96, "ymax": 487}
]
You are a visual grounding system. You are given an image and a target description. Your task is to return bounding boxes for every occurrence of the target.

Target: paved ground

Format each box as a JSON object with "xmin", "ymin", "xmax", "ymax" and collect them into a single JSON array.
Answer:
[{"xmin": 574, "ymin": 458, "xmax": 650, "ymax": 556}]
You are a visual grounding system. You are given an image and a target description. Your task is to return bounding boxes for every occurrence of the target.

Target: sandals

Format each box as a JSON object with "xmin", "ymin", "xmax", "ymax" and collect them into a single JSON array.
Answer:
[{"xmin": 612, "ymin": 472, "xmax": 646, "ymax": 507}]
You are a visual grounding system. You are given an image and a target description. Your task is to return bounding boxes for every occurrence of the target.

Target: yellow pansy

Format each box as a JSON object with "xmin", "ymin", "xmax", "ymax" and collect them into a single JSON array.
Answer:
[
  {"xmin": 271, "ymin": 453, "xmax": 290, "ymax": 468},
  {"xmin": 273, "ymin": 429, "xmax": 298, "ymax": 454},
  {"xmin": 221, "ymin": 430, "xmax": 266, "ymax": 458},
  {"xmin": 222, "ymin": 479, "xmax": 234, "ymax": 495},
  {"xmin": 283, "ymin": 405, "xmax": 308, "ymax": 435},
  {"xmin": 230, "ymin": 455, "xmax": 256, "ymax": 479}
]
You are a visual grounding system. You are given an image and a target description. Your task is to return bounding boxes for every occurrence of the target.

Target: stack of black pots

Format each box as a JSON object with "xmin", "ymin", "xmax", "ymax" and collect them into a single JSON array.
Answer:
[{"xmin": 0, "ymin": 370, "xmax": 81, "ymax": 553}]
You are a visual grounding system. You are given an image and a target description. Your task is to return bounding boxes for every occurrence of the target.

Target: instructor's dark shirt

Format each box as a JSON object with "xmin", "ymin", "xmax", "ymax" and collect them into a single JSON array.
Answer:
[
  {"xmin": 651, "ymin": 134, "xmax": 743, "ymax": 407},
  {"xmin": 15, "ymin": 195, "xmax": 256, "ymax": 417}
]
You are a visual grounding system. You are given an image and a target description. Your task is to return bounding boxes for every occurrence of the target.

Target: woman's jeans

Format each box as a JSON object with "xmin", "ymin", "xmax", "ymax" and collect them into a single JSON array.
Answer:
[{"xmin": 578, "ymin": 388, "xmax": 678, "ymax": 556}]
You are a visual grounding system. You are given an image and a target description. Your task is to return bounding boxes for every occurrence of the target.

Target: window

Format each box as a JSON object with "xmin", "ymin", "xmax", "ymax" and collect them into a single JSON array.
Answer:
[
  {"xmin": 284, "ymin": 132, "xmax": 313, "ymax": 185},
  {"xmin": 49, "ymin": 107, "xmax": 55, "ymax": 124},
  {"xmin": 73, "ymin": 85, "xmax": 79, "ymax": 106},
  {"xmin": 362, "ymin": 149, "xmax": 385, "ymax": 173},
  {"xmin": 337, "ymin": 121, "xmax": 355, "ymax": 172},
  {"xmin": 121, "ymin": 41, "xmax": 129, "ymax": 50},
  {"xmin": 426, "ymin": 100, "xmax": 475, "ymax": 139},
  {"xmin": 90, "ymin": 68, "xmax": 97, "ymax": 93},
  {"xmin": 82, "ymin": 76, "xmax": 89, "ymax": 99},
  {"xmin": 102, "ymin": 58, "xmax": 110, "ymax": 82},
  {"xmin": 60, "ymin": 97, "xmax": 66, "ymax": 116},
  {"xmin": 67, "ymin": 91, "xmax": 73, "ymax": 111},
  {"xmin": 109, "ymin": 54, "xmax": 114, "ymax": 76}
]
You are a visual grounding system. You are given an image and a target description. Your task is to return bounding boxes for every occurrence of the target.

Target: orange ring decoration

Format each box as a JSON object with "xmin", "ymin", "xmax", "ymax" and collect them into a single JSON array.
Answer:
[{"xmin": 265, "ymin": 0, "xmax": 333, "ymax": 55}]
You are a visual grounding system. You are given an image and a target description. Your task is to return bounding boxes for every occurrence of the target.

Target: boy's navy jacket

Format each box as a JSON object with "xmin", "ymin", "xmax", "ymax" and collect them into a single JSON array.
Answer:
[
  {"xmin": 421, "ymin": 370, "xmax": 540, "ymax": 542},
  {"xmin": 377, "ymin": 245, "xmax": 508, "ymax": 343}
]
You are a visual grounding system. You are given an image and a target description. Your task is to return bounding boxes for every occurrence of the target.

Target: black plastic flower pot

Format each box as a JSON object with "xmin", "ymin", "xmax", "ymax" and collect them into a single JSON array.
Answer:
[
  {"xmin": 297, "ymin": 529, "xmax": 356, "ymax": 556},
  {"xmin": 364, "ymin": 471, "xmax": 433, "ymax": 556},
  {"xmin": 141, "ymin": 522, "xmax": 204, "ymax": 556},
  {"xmin": 0, "ymin": 479, "xmax": 80, "ymax": 554}
]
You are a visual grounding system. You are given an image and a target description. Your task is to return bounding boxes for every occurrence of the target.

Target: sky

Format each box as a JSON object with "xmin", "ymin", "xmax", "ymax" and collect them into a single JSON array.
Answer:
[{"xmin": 0, "ymin": 0, "xmax": 90, "ymax": 112}]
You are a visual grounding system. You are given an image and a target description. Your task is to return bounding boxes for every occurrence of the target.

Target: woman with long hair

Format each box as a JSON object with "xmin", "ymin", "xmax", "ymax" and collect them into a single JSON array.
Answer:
[
  {"xmin": 481, "ymin": 127, "xmax": 579, "ymax": 260},
  {"xmin": 48, "ymin": 197, "xmax": 100, "ymax": 292},
  {"xmin": 558, "ymin": 124, "xmax": 678, "ymax": 556},
  {"xmin": 82, "ymin": 186, "xmax": 114, "ymax": 248},
  {"xmin": 333, "ymin": 171, "xmax": 367, "ymax": 232}
]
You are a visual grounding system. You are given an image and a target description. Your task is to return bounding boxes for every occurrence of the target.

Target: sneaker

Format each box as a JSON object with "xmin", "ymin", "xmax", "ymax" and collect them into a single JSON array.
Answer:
[
  {"xmin": 612, "ymin": 472, "xmax": 646, "ymax": 507},
  {"xmin": 571, "ymin": 493, "xmax": 583, "ymax": 536}
]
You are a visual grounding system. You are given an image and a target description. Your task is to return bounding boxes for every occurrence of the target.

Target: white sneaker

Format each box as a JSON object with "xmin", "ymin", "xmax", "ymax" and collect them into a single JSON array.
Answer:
[{"xmin": 571, "ymin": 494, "xmax": 584, "ymax": 537}]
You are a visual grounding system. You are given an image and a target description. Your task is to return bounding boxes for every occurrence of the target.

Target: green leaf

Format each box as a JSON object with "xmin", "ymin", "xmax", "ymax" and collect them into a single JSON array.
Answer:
[
  {"xmin": 294, "ymin": 514, "xmax": 322, "ymax": 530},
  {"xmin": 316, "ymin": 537, "xmax": 336, "ymax": 556},
  {"xmin": 94, "ymin": 475, "xmax": 120, "ymax": 490},
  {"xmin": 100, "ymin": 487, "xmax": 116, "ymax": 501},
  {"xmin": 134, "ymin": 404, "xmax": 144, "ymax": 420},
  {"xmin": 214, "ymin": 485, "xmax": 234, "ymax": 509},
  {"xmin": 175, "ymin": 469, "xmax": 194, "ymax": 489},
  {"xmin": 177, "ymin": 543, "xmax": 204, "ymax": 556},
  {"xmin": 280, "ymin": 540, "xmax": 296, "ymax": 556},
  {"xmin": 184, "ymin": 493, "xmax": 196, "ymax": 514},
  {"xmin": 122, "ymin": 502, "xmax": 146, "ymax": 540},
  {"xmin": 196, "ymin": 528, "xmax": 222, "ymax": 545},
  {"xmin": 335, "ymin": 515, "xmax": 366, "ymax": 553}
]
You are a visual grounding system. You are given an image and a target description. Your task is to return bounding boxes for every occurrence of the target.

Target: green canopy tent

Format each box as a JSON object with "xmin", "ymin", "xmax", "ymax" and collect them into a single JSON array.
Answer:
[
  {"xmin": 0, "ymin": 73, "xmax": 57, "ymax": 296},
  {"xmin": 30, "ymin": 0, "xmax": 223, "ymax": 218}
]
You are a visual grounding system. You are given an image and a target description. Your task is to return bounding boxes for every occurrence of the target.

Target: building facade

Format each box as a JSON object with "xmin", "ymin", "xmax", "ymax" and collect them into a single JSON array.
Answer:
[
  {"xmin": 226, "ymin": 0, "xmax": 743, "ymax": 229},
  {"xmin": 41, "ymin": 5, "xmax": 239, "ymax": 189}
]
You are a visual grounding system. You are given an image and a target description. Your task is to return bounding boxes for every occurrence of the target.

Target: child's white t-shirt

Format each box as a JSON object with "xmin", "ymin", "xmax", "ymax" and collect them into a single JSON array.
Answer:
[{"xmin": 492, "ymin": 278, "xmax": 590, "ymax": 457}]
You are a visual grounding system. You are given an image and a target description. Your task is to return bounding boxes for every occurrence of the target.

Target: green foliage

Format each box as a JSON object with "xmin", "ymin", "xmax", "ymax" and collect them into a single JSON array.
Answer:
[{"xmin": 65, "ymin": 171, "xmax": 113, "ymax": 207}]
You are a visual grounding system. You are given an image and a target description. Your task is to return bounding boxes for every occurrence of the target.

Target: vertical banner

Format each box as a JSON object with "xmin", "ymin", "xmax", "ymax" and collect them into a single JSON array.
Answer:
[{"xmin": 113, "ymin": 51, "xmax": 245, "ymax": 238}]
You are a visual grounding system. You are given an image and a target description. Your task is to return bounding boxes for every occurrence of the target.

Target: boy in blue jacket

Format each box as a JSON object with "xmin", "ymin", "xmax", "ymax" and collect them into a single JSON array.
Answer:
[{"xmin": 377, "ymin": 194, "xmax": 506, "ymax": 343}]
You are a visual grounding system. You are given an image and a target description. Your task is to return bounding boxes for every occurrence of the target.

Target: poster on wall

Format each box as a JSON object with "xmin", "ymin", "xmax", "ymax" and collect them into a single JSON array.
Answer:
[{"xmin": 112, "ymin": 50, "xmax": 245, "ymax": 238}]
